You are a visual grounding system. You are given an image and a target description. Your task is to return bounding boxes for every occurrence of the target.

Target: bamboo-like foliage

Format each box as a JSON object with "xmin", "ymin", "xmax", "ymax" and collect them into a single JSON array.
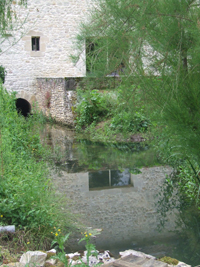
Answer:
[
  {"xmin": 0, "ymin": 0, "xmax": 26, "ymax": 32},
  {"xmin": 74, "ymin": 0, "xmax": 200, "ymax": 162},
  {"xmin": 0, "ymin": 0, "xmax": 27, "ymax": 54}
]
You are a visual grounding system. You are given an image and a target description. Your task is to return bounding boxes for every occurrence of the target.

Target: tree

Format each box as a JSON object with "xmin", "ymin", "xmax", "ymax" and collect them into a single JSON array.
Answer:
[
  {"xmin": 0, "ymin": 0, "xmax": 27, "ymax": 54},
  {"xmin": 74, "ymin": 0, "xmax": 200, "ymax": 164},
  {"xmin": 0, "ymin": 0, "xmax": 26, "ymax": 32}
]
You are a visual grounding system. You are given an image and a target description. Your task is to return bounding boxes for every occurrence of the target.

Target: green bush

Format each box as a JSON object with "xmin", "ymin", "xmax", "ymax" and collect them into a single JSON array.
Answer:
[
  {"xmin": 109, "ymin": 83, "xmax": 149, "ymax": 133},
  {"xmin": 110, "ymin": 110, "xmax": 149, "ymax": 132},
  {"xmin": 0, "ymin": 86, "xmax": 69, "ymax": 232},
  {"xmin": 75, "ymin": 89, "xmax": 111, "ymax": 129},
  {"xmin": 75, "ymin": 83, "xmax": 150, "ymax": 135}
]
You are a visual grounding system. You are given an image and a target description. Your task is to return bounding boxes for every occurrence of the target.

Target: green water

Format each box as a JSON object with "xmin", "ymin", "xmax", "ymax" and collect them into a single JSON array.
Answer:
[
  {"xmin": 59, "ymin": 139, "xmax": 160, "ymax": 173},
  {"xmin": 44, "ymin": 125, "xmax": 200, "ymax": 266}
]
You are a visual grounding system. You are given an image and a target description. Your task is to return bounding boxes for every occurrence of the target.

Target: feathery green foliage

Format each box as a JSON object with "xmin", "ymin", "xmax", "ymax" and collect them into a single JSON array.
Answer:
[
  {"xmin": 74, "ymin": 0, "xmax": 200, "ymax": 214},
  {"xmin": 74, "ymin": 0, "xmax": 200, "ymax": 162},
  {"xmin": 0, "ymin": 0, "xmax": 27, "ymax": 55},
  {"xmin": 0, "ymin": 0, "xmax": 26, "ymax": 33}
]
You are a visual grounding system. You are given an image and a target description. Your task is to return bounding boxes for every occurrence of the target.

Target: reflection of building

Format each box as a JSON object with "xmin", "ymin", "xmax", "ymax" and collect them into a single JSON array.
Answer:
[
  {"xmin": 89, "ymin": 169, "xmax": 133, "ymax": 190},
  {"xmin": 53, "ymin": 166, "xmax": 177, "ymax": 251},
  {"xmin": 40, "ymin": 124, "xmax": 76, "ymax": 162}
]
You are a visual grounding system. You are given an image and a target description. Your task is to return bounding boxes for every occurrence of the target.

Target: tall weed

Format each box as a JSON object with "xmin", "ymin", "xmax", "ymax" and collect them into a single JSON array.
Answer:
[{"xmin": 0, "ymin": 86, "xmax": 71, "ymax": 238}]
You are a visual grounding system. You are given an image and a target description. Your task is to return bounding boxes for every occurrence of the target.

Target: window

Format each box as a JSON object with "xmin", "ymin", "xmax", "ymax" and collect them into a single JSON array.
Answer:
[
  {"xmin": 32, "ymin": 37, "xmax": 40, "ymax": 51},
  {"xmin": 86, "ymin": 37, "xmax": 128, "ymax": 76},
  {"xmin": 86, "ymin": 37, "xmax": 108, "ymax": 75}
]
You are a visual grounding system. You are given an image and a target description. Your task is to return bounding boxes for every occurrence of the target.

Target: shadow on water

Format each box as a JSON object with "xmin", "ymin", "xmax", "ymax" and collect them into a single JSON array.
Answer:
[
  {"xmin": 41, "ymin": 124, "xmax": 200, "ymax": 266},
  {"xmin": 156, "ymin": 172, "xmax": 200, "ymax": 266}
]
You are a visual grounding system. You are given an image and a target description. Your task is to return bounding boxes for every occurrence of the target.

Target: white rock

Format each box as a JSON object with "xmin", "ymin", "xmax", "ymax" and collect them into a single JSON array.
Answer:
[
  {"xmin": 65, "ymin": 252, "xmax": 80, "ymax": 259},
  {"xmin": 66, "ymin": 253, "xmax": 76, "ymax": 259},
  {"xmin": 98, "ymin": 250, "xmax": 110, "ymax": 259},
  {"xmin": 20, "ymin": 251, "xmax": 47, "ymax": 267},
  {"xmin": 45, "ymin": 259, "xmax": 56, "ymax": 265},
  {"xmin": 81, "ymin": 256, "xmax": 87, "ymax": 264},
  {"xmin": 46, "ymin": 249, "xmax": 56, "ymax": 254},
  {"xmin": 89, "ymin": 256, "xmax": 99, "ymax": 266},
  {"xmin": 177, "ymin": 261, "xmax": 191, "ymax": 267},
  {"xmin": 119, "ymin": 249, "xmax": 156, "ymax": 260},
  {"xmin": 102, "ymin": 257, "xmax": 115, "ymax": 264}
]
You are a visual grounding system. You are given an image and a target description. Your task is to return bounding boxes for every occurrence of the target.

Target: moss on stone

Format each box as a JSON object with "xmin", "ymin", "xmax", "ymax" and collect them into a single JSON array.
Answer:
[
  {"xmin": 46, "ymin": 252, "xmax": 56, "ymax": 260},
  {"xmin": 56, "ymin": 260, "xmax": 64, "ymax": 267},
  {"xmin": 72, "ymin": 255, "xmax": 80, "ymax": 261},
  {"xmin": 159, "ymin": 256, "xmax": 179, "ymax": 265}
]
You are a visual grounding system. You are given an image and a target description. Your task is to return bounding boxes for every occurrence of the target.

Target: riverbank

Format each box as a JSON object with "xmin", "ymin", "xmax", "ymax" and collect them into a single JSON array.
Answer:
[{"xmin": 0, "ymin": 246, "xmax": 192, "ymax": 267}]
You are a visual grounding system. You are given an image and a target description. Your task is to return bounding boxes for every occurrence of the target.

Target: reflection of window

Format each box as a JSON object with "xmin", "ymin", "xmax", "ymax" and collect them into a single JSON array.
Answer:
[
  {"xmin": 86, "ymin": 37, "xmax": 128, "ymax": 76},
  {"xmin": 32, "ymin": 37, "xmax": 40, "ymax": 51},
  {"xmin": 89, "ymin": 169, "xmax": 133, "ymax": 190}
]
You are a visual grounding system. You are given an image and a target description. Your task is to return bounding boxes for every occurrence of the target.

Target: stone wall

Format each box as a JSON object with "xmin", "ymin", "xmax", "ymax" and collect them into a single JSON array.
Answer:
[
  {"xmin": 0, "ymin": 0, "xmax": 93, "ymax": 95},
  {"xmin": 36, "ymin": 78, "xmax": 76, "ymax": 126}
]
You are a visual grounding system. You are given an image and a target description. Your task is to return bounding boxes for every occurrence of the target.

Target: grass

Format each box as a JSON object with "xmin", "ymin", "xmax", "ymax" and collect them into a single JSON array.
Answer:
[{"xmin": 0, "ymin": 86, "xmax": 76, "ymax": 253}]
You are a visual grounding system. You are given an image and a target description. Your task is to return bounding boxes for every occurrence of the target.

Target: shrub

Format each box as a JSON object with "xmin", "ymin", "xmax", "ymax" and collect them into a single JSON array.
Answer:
[
  {"xmin": 110, "ymin": 110, "xmax": 149, "ymax": 133},
  {"xmin": 109, "ymin": 83, "xmax": 149, "ymax": 133},
  {"xmin": 75, "ymin": 89, "xmax": 111, "ymax": 129}
]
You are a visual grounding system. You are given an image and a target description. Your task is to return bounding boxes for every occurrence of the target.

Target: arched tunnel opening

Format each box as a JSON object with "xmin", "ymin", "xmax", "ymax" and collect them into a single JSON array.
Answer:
[{"xmin": 16, "ymin": 98, "xmax": 31, "ymax": 117}]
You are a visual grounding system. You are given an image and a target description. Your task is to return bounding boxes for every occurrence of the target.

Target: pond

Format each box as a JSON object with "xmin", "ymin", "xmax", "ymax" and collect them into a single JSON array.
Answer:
[{"xmin": 42, "ymin": 124, "xmax": 200, "ymax": 266}]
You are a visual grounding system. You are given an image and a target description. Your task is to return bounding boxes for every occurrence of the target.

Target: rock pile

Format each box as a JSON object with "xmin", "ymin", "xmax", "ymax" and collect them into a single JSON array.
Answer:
[
  {"xmin": 0, "ymin": 249, "xmax": 115, "ymax": 267},
  {"xmin": 0, "ymin": 249, "xmax": 192, "ymax": 267}
]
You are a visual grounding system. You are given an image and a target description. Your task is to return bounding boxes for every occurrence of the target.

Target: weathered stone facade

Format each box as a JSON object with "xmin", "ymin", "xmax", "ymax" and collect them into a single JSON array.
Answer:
[
  {"xmin": 36, "ymin": 78, "xmax": 76, "ymax": 126},
  {"xmin": 0, "ymin": 0, "xmax": 93, "ymax": 125}
]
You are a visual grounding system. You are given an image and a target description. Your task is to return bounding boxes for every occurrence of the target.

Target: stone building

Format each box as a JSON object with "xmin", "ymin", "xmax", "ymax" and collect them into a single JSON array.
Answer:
[{"xmin": 0, "ymin": 0, "xmax": 92, "ymax": 126}]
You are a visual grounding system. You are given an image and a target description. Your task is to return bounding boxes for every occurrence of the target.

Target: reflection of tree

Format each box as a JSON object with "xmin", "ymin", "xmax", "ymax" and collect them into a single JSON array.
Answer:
[
  {"xmin": 111, "ymin": 169, "xmax": 130, "ymax": 186},
  {"xmin": 75, "ymin": 139, "xmax": 158, "ymax": 172},
  {"xmin": 174, "ymin": 207, "xmax": 200, "ymax": 266},
  {"xmin": 156, "ymin": 172, "xmax": 200, "ymax": 266}
]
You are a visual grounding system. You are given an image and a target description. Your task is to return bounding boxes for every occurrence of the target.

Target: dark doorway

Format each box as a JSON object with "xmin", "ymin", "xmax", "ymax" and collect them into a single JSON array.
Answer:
[{"xmin": 16, "ymin": 98, "xmax": 31, "ymax": 117}]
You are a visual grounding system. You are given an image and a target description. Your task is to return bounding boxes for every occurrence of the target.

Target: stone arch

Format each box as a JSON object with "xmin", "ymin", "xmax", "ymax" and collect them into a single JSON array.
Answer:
[
  {"xmin": 15, "ymin": 91, "xmax": 36, "ymax": 117},
  {"xmin": 16, "ymin": 98, "xmax": 31, "ymax": 117}
]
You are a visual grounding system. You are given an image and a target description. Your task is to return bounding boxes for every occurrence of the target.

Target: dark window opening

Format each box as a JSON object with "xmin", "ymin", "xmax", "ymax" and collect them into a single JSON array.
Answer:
[
  {"xmin": 86, "ymin": 38, "xmax": 108, "ymax": 75},
  {"xmin": 86, "ymin": 37, "xmax": 128, "ymax": 76},
  {"xmin": 89, "ymin": 169, "xmax": 132, "ymax": 190},
  {"xmin": 32, "ymin": 37, "xmax": 40, "ymax": 51},
  {"xmin": 16, "ymin": 98, "xmax": 31, "ymax": 117}
]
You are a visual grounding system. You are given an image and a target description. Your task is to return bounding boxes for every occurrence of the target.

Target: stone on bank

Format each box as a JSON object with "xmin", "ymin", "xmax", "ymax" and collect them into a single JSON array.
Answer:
[{"xmin": 0, "ymin": 249, "xmax": 192, "ymax": 267}]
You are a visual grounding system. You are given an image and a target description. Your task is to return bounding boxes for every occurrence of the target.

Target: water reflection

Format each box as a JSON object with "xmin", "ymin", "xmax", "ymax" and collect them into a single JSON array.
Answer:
[
  {"xmin": 156, "ymin": 172, "xmax": 200, "ymax": 266},
  {"xmin": 53, "ymin": 166, "xmax": 178, "ymax": 257},
  {"xmin": 89, "ymin": 169, "xmax": 133, "ymax": 190},
  {"xmin": 42, "ymin": 125, "xmax": 199, "ymax": 266},
  {"xmin": 40, "ymin": 124, "xmax": 160, "ymax": 172}
]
